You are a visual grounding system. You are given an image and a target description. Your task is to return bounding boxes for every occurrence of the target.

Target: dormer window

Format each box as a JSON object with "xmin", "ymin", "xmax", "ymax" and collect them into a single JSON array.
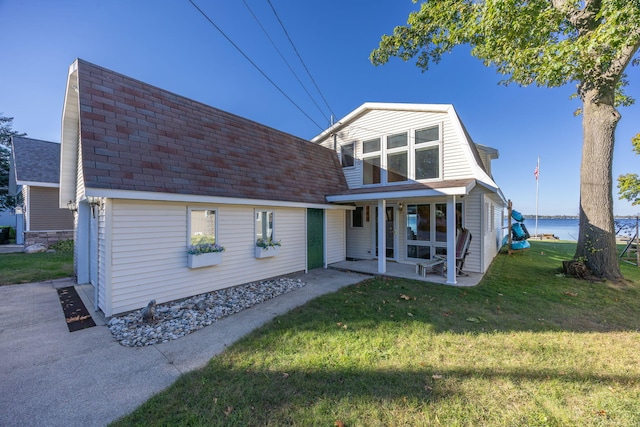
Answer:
[
  {"xmin": 362, "ymin": 138, "xmax": 381, "ymax": 185},
  {"xmin": 387, "ymin": 132, "xmax": 408, "ymax": 183},
  {"xmin": 414, "ymin": 126, "xmax": 440, "ymax": 180},
  {"xmin": 341, "ymin": 142, "xmax": 354, "ymax": 168},
  {"xmin": 360, "ymin": 124, "xmax": 442, "ymax": 186}
]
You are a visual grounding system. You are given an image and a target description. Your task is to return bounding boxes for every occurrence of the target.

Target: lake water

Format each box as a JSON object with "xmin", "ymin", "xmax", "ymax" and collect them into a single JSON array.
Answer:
[{"xmin": 507, "ymin": 218, "xmax": 638, "ymax": 241}]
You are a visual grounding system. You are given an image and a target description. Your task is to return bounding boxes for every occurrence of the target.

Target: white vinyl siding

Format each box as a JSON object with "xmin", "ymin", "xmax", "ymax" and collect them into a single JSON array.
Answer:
[
  {"xmin": 75, "ymin": 136, "xmax": 85, "ymax": 202},
  {"xmin": 326, "ymin": 210, "xmax": 345, "ymax": 264},
  {"xmin": 480, "ymin": 192, "xmax": 504, "ymax": 273},
  {"xmin": 73, "ymin": 135, "xmax": 84, "ymax": 274},
  {"xmin": 463, "ymin": 190, "xmax": 483, "ymax": 273},
  {"xmin": 105, "ymin": 200, "xmax": 312, "ymax": 316},
  {"xmin": 440, "ymin": 116, "xmax": 469, "ymax": 180},
  {"xmin": 98, "ymin": 200, "xmax": 108, "ymax": 314},
  {"xmin": 346, "ymin": 205, "xmax": 374, "ymax": 260}
]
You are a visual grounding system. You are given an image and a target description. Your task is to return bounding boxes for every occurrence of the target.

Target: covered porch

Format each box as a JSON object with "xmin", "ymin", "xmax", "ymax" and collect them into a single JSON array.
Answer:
[
  {"xmin": 329, "ymin": 259, "xmax": 483, "ymax": 287},
  {"xmin": 328, "ymin": 180, "xmax": 479, "ymax": 285}
]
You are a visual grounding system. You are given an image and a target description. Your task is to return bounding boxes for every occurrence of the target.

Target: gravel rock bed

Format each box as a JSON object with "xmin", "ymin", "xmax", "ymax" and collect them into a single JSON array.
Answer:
[{"xmin": 107, "ymin": 277, "xmax": 306, "ymax": 347}]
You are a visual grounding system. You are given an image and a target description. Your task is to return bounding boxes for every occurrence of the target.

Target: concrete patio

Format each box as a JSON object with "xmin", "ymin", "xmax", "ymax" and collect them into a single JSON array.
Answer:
[{"xmin": 329, "ymin": 259, "xmax": 483, "ymax": 287}]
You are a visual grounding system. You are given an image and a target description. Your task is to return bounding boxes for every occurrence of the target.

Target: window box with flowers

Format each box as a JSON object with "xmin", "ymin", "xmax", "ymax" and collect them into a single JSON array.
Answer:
[
  {"xmin": 255, "ymin": 238, "xmax": 281, "ymax": 259},
  {"xmin": 187, "ymin": 242, "xmax": 225, "ymax": 268}
]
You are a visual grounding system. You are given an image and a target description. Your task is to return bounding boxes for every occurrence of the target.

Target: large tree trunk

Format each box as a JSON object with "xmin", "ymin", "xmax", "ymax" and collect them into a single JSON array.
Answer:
[{"xmin": 574, "ymin": 90, "xmax": 623, "ymax": 281}]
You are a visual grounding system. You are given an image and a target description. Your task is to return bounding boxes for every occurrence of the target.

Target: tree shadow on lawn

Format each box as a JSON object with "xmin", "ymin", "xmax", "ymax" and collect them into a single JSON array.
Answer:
[
  {"xmin": 299, "ymin": 276, "xmax": 640, "ymax": 335},
  {"xmin": 130, "ymin": 360, "xmax": 640, "ymax": 425},
  {"xmin": 291, "ymin": 241, "xmax": 640, "ymax": 336}
]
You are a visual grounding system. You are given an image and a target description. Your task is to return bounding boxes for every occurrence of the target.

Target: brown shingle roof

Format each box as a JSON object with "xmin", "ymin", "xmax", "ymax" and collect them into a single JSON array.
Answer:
[{"xmin": 76, "ymin": 60, "xmax": 347, "ymax": 204}]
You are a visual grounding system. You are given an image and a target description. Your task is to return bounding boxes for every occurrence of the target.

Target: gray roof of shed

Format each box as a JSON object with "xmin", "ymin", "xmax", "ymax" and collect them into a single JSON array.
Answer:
[
  {"xmin": 75, "ymin": 60, "xmax": 348, "ymax": 205},
  {"xmin": 11, "ymin": 137, "xmax": 61, "ymax": 185}
]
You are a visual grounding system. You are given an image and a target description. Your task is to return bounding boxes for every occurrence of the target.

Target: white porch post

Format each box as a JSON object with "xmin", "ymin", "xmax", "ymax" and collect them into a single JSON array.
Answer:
[
  {"xmin": 378, "ymin": 199, "xmax": 386, "ymax": 274},
  {"xmin": 446, "ymin": 195, "xmax": 457, "ymax": 284}
]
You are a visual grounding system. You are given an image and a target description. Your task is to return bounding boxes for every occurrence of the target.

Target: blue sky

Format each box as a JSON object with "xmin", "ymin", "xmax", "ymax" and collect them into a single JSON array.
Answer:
[{"xmin": 2, "ymin": 0, "xmax": 639, "ymax": 216}]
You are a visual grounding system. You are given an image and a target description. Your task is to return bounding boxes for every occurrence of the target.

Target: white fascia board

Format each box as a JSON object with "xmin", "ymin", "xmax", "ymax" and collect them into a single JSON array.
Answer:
[
  {"xmin": 84, "ymin": 188, "xmax": 354, "ymax": 210},
  {"xmin": 311, "ymin": 102, "xmax": 453, "ymax": 143},
  {"xmin": 59, "ymin": 60, "xmax": 80, "ymax": 208},
  {"xmin": 15, "ymin": 181, "xmax": 59, "ymax": 188},
  {"xmin": 475, "ymin": 178, "xmax": 501, "ymax": 194},
  {"xmin": 474, "ymin": 178, "xmax": 507, "ymax": 206},
  {"xmin": 326, "ymin": 183, "xmax": 476, "ymax": 203}
]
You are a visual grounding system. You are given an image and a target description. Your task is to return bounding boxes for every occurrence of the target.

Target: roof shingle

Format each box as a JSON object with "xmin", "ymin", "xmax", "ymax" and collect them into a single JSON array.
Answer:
[
  {"xmin": 76, "ymin": 60, "xmax": 348, "ymax": 205},
  {"xmin": 12, "ymin": 137, "xmax": 61, "ymax": 184}
]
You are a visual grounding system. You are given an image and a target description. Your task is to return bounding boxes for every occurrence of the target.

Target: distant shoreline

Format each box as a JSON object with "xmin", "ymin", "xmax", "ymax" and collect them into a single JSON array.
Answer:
[{"xmin": 523, "ymin": 215, "xmax": 638, "ymax": 220}]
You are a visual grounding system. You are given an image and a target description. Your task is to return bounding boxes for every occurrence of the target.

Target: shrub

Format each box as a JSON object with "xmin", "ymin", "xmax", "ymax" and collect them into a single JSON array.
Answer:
[{"xmin": 50, "ymin": 239, "xmax": 74, "ymax": 252}]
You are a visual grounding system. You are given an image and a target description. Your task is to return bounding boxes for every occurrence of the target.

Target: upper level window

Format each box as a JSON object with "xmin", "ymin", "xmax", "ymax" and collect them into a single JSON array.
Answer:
[
  {"xmin": 387, "ymin": 133, "xmax": 408, "ymax": 149},
  {"xmin": 341, "ymin": 143, "xmax": 354, "ymax": 168},
  {"xmin": 359, "ymin": 124, "xmax": 442, "ymax": 186},
  {"xmin": 189, "ymin": 208, "xmax": 217, "ymax": 245},
  {"xmin": 362, "ymin": 138, "xmax": 381, "ymax": 185},
  {"xmin": 414, "ymin": 126, "xmax": 440, "ymax": 180},
  {"xmin": 363, "ymin": 138, "xmax": 380, "ymax": 153},
  {"xmin": 387, "ymin": 132, "xmax": 408, "ymax": 183},
  {"xmin": 416, "ymin": 126, "xmax": 439, "ymax": 143}
]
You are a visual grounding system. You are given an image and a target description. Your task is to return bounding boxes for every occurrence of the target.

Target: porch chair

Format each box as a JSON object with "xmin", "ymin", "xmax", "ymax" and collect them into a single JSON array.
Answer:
[{"xmin": 434, "ymin": 228, "xmax": 472, "ymax": 276}]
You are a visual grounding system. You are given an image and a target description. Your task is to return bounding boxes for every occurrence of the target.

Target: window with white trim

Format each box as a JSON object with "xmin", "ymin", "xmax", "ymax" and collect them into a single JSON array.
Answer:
[
  {"xmin": 360, "ymin": 123, "xmax": 442, "ymax": 186},
  {"xmin": 189, "ymin": 208, "xmax": 217, "ymax": 245},
  {"xmin": 414, "ymin": 125, "xmax": 441, "ymax": 180},
  {"xmin": 387, "ymin": 132, "xmax": 408, "ymax": 183},
  {"xmin": 406, "ymin": 202, "xmax": 462, "ymax": 260},
  {"xmin": 341, "ymin": 142, "xmax": 354, "ymax": 168},
  {"xmin": 255, "ymin": 210, "xmax": 274, "ymax": 241},
  {"xmin": 362, "ymin": 138, "xmax": 381, "ymax": 185}
]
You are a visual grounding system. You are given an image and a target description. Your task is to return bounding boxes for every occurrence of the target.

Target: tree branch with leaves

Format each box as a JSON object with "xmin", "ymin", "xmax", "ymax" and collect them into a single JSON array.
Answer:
[
  {"xmin": 618, "ymin": 133, "xmax": 640, "ymax": 206},
  {"xmin": 0, "ymin": 114, "xmax": 26, "ymax": 211}
]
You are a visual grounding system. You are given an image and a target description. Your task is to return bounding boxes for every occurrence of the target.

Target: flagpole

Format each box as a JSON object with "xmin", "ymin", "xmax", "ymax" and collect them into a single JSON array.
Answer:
[{"xmin": 535, "ymin": 156, "xmax": 540, "ymax": 239}]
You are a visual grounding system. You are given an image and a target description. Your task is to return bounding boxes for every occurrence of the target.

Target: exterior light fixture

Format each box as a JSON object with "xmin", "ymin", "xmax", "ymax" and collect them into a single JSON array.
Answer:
[{"xmin": 87, "ymin": 196, "xmax": 101, "ymax": 218}]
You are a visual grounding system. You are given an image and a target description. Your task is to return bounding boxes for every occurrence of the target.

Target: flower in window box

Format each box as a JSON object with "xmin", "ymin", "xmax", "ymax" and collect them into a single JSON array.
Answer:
[
  {"xmin": 255, "ymin": 238, "xmax": 282, "ymax": 249},
  {"xmin": 188, "ymin": 241, "xmax": 225, "ymax": 255},
  {"xmin": 187, "ymin": 240, "xmax": 225, "ymax": 268},
  {"xmin": 255, "ymin": 238, "xmax": 281, "ymax": 258}
]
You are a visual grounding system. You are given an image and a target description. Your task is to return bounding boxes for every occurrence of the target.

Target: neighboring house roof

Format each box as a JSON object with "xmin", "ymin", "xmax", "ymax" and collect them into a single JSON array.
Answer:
[
  {"xmin": 11, "ymin": 137, "xmax": 61, "ymax": 187},
  {"xmin": 61, "ymin": 59, "xmax": 348, "ymax": 206}
]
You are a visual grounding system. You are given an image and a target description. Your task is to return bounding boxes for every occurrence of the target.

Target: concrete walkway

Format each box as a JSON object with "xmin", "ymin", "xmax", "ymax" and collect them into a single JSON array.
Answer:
[
  {"xmin": 0, "ymin": 244, "xmax": 23, "ymax": 254},
  {"xmin": 0, "ymin": 269, "xmax": 369, "ymax": 427}
]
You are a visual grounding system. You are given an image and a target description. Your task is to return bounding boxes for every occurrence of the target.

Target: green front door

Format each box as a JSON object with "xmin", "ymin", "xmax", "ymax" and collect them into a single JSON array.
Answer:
[{"xmin": 307, "ymin": 209, "xmax": 324, "ymax": 270}]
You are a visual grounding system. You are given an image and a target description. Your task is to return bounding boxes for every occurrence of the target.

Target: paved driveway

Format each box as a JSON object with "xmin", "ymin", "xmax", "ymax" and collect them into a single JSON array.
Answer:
[{"xmin": 0, "ymin": 269, "xmax": 368, "ymax": 427}]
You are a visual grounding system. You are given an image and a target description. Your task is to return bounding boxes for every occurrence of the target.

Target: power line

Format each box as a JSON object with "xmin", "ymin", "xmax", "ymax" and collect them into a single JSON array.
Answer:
[
  {"xmin": 266, "ymin": 0, "xmax": 336, "ymax": 122},
  {"xmin": 241, "ymin": 0, "xmax": 330, "ymax": 125},
  {"xmin": 187, "ymin": 0, "xmax": 324, "ymax": 131}
]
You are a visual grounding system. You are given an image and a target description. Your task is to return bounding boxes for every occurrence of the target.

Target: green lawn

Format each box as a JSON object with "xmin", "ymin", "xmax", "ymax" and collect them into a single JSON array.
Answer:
[
  {"xmin": 0, "ymin": 246, "xmax": 73, "ymax": 285},
  {"xmin": 107, "ymin": 241, "xmax": 639, "ymax": 425}
]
